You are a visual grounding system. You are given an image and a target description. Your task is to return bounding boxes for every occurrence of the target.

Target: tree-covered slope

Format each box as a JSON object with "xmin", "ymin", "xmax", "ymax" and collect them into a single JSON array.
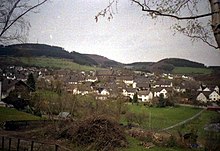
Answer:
[{"xmin": 0, "ymin": 43, "xmax": 98, "ymax": 66}]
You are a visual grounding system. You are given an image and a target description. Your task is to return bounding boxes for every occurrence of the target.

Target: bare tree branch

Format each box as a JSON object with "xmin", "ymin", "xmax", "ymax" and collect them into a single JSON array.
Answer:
[
  {"xmin": 188, "ymin": 35, "xmax": 219, "ymax": 49},
  {"xmin": 132, "ymin": 0, "xmax": 216, "ymax": 20},
  {"xmin": 0, "ymin": 0, "xmax": 21, "ymax": 37},
  {"xmin": 96, "ymin": 0, "xmax": 219, "ymax": 49},
  {"xmin": 95, "ymin": 0, "xmax": 118, "ymax": 22},
  {"xmin": 0, "ymin": 0, "xmax": 48, "ymax": 38}
]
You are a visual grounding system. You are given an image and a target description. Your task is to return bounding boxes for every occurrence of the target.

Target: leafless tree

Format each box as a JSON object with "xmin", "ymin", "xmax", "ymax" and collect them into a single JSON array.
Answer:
[
  {"xmin": 0, "ymin": 0, "xmax": 48, "ymax": 44},
  {"xmin": 96, "ymin": 0, "xmax": 220, "ymax": 49}
]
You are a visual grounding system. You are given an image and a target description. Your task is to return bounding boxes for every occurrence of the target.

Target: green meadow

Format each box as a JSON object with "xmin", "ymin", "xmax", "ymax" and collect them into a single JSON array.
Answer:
[
  {"xmin": 125, "ymin": 104, "xmax": 217, "ymax": 131},
  {"xmin": 20, "ymin": 57, "xmax": 98, "ymax": 71},
  {"xmin": 1, "ymin": 57, "xmax": 100, "ymax": 71}
]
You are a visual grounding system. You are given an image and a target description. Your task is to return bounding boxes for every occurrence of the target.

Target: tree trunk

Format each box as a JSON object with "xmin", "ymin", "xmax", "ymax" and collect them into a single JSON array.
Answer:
[{"xmin": 209, "ymin": 0, "xmax": 220, "ymax": 48}]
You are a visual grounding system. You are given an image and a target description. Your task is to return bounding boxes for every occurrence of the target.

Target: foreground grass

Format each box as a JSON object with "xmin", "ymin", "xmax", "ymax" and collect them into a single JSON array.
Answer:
[
  {"xmin": 172, "ymin": 67, "xmax": 212, "ymax": 74},
  {"xmin": 0, "ymin": 103, "xmax": 216, "ymax": 151},
  {"xmin": 0, "ymin": 107, "xmax": 41, "ymax": 122},
  {"xmin": 121, "ymin": 136, "xmax": 196, "ymax": 151}
]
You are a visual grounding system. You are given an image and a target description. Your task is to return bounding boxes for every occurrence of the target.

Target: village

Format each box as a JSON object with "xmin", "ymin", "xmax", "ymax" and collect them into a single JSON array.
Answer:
[
  {"xmin": 0, "ymin": 65, "xmax": 219, "ymax": 108},
  {"xmin": 0, "ymin": 0, "xmax": 220, "ymax": 150}
]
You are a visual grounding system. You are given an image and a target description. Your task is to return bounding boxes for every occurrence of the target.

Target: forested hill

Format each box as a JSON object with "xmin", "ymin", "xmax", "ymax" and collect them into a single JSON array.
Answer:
[
  {"xmin": 0, "ymin": 43, "xmax": 211, "ymax": 73},
  {"xmin": 150, "ymin": 58, "xmax": 206, "ymax": 73},
  {"xmin": 126, "ymin": 58, "xmax": 207, "ymax": 73},
  {"xmin": 0, "ymin": 43, "xmax": 98, "ymax": 66},
  {"xmin": 85, "ymin": 54, "xmax": 123, "ymax": 68},
  {"xmin": 158, "ymin": 58, "xmax": 205, "ymax": 68}
]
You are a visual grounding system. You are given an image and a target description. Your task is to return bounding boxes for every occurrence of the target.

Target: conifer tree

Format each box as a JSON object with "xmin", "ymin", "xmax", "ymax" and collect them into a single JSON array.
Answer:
[{"xmin": 27, "ymin": 73, "xmax": 36, "ymax": 91}]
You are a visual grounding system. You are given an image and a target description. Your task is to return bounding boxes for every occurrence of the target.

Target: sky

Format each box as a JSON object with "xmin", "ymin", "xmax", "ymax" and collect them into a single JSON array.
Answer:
[{"xmin": 26, "ymin": 0, "xmax": 220, "ymax": 66}]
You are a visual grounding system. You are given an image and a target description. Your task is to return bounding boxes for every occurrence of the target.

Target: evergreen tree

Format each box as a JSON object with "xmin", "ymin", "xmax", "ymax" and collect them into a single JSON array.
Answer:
[
  {"xmin": 27, "ymin": 73, "xmax": 36, "ymax": 91},
  {"xmin": 132, "ymin": 93, "xmax": 138, "ymax": 105},
  {"xmin": 158, "ymin": 93, "xmax": 165, "ymax": 107}
]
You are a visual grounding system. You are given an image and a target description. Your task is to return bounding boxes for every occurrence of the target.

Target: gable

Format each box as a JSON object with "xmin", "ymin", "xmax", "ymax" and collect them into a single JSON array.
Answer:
[
  {"xmin": 203, "ymin": 87, "xmax": 211, "ymax": 91},
  {"xmin": 197, "ymin": 92, "xmax": 208, "ymax": 100},
  {"xmin": 209, "ymin": 91, "xmax": 220, "ymax": 98}
]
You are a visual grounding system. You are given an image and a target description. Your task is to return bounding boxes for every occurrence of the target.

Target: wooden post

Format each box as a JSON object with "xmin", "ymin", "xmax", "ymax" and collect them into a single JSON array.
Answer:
[
  {"xmin": 55, "ymin": 144, "xmax": 59, "ymax": 151},
  {"xmin": 8, "ymin": 138, "xmax": 12, "ymax": 151},
  {"xmin": 31, "ymin": 141, "xmax": 34, "ymax": 151},
  {"xmin": 1, "ymin": 136, "xmax": 4, "ymax": 150},
  {"xmin": 17, "ymin": 139, "xmax": 20, "ymax": 151}
]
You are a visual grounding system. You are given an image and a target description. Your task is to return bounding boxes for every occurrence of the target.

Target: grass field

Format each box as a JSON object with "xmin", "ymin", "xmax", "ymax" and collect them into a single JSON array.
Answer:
[
  {"xmin": 172, "ymin": 67, "xmax": 212, "ymax": 74},
  {"xmin": 125, "ymin": 105, "xmax": 206, "ymax": 130},
  {"xmin": 1, "ymin": 57, "xmax": 100, "ymax": 71},
  {"xmin": 20, "ymin": 57, "xmax": 98, "ymax": 71},
  {"xmin": 124, "ymin": 104, "xmax": 218, "ymax": 138},
  {"xmin": 0, "ymin": 107, "xmax": 41, "ymax": 122},
  {"xmin": 121, "ymin": 105, "xmax": 218, "ymax": 151}
]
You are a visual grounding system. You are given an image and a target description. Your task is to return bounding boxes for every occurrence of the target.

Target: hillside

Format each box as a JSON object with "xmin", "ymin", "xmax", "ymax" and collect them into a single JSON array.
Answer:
[
  {"xmin": 150, "ymin": 58, "xmax": 206, "ymax": 73},
  {"xmin": 125, "ymin": 62, "xmax": 154, "ymax": 71},
  {"xmin": 0, "ymin": 56, "xmax": 98, "ymax": 71},
  {"xmin": 0, "ymin": 43, "xmax": 126, "ymax": 68},
  {"xmin": 0, "ymin": 43, "xmax": 98, "ymax": 66},
  {"xmin": 85, "ymin": 54, "xmax": 123, "ymax": 68},
  {"xmin": 0, "ymin": 43, "xmax": 216, "ymax": 74},
  {"xmin": 125, "ymin": 58, "xmax": 211, "ymax": 74}
]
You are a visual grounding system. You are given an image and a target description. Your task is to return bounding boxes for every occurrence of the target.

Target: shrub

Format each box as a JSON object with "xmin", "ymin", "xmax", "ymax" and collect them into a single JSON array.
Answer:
[{"xmin": 125, "ymin": 111, "xmax": 149, "ymax": 128}]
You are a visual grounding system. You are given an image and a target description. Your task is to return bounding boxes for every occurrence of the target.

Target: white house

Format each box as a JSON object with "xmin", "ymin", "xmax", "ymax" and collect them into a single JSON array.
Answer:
[
  {"xmin": 96, "ymin": 88, "xmax": 110, "ymax": 100},
  {"xmin": 209, "ymin": 91, "xmax": 220, "ymax": 101},
  {"xmin": 173, "ymin": 85, "xmax": 186, "ymax": 93},
  {"xmin": 100, "ymin": 89, "xmax": 110, "ymax": 95},
  {"xmin": 153, "ymin": 88, "xmax": 169, "ymax": 98},
  {"xmin": 214, "ymin": 86, "xmax": 219, "ymax": 93},
  {"xmin": 153, "ymin": 80, "xmax": 173, "ymax": 88},
  {"xmin": 196, "ymin": 92, "xmax": 209, "ymax": 103},
  {"xmin": 72, "ymin": 88, "xmax": 80, "ymax": 95},
  {"xmin": 137, "ymin": 90, "xmax": 153, "ymax": 102},
  {"xmin": 85, "ymin": 76, "xmax": 98, "ymax": 82},
  {"xmin": 122, "ymin": 76, "xmax": 134, "ymax": 85},
  {"xmin": 197, "ymin": 85, "xmax": 211, "ymax": 92},
  {"xmin": 203, "ymin": 87, "xmax": 211, "ymax": 92},
  {"xmin": 196, "ymin": 91, "xmax": 220, "ymax": 103},
  {"xmin": 122, "ymin": 88, "xmax": 136, "ymax": 99},
  {"xmin": 132, "ymin": 82, "xmax": 137, "ymax": 88}
]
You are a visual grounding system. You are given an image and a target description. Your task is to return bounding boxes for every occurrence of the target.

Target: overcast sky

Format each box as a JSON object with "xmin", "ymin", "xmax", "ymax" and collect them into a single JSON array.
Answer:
[{"xmin": 27, "ymin": 0, "xmax": 220, "ymax": 66}]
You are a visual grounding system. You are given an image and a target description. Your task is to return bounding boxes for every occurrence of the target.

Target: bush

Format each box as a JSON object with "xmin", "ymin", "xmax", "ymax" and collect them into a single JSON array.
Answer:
[{"xmin": 125, "ymin": 111, "xmax": 149, "ymax": 128}]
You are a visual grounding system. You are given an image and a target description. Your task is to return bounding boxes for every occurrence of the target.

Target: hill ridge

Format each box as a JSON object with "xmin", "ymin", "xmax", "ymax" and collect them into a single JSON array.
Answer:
[{"xmin": 0, "ymin": 43, "xmax": 210, "ymax": 73}]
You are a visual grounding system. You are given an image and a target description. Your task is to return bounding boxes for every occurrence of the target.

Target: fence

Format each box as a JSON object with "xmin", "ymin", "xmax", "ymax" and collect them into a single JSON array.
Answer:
[
  {"xmin": 0, "ymin": 120, "xmax": 72, "ymax": 151},
  {"xmin": 0, "ymin": 135, "xmax": 59, "ymax": 151},
  {"xmin": 0, "ymin": 135, "xmax": 72, "ymax": 151}
]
